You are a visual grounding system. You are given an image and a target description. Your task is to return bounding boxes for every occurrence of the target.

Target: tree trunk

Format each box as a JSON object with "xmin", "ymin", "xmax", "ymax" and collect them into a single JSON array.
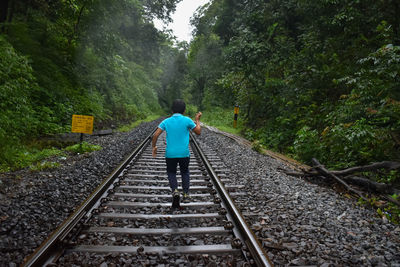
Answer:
[
  {"xmin": 68, "ymin": 3, "xmax": 86, "ymax": 46},
  {"xmin": 0, "ymin": 0, "xmax": 9, "ymax": 24},
  {"xmin": 0, "ymin": 0, "xmax": 9, "ymax": 32},
  {"xmin": 7, "ymin": 0, "xmax": 15, "ymax": 23}
]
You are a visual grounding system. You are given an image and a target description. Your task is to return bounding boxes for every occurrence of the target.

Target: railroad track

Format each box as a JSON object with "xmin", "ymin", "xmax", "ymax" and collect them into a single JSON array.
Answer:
[{"xmin": 23, "ymin": 130, "xmax": 271, "ymax": 266}]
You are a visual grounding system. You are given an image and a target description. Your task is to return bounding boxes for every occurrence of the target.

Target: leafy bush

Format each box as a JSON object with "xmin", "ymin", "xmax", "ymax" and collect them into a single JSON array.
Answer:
[
  {"xmin": 0, "ymin": 37, "xmax": 38, "ymax": 140},
  {"xmin": 185, "ymin": 104, "xmax": 199, "ymax": 118},
  {"xmin": 0, "ymin": 37, "xmax": 42, "ymax": 165},
  {"xmin": 251, "ymin": 140, "xmax": 265, "ymax": 154},
  {"xmin": 65, "ymin": 142, "xmax": 102, "ymax": 154},
  {"xmin": 30, "ymin": 161, "xmax": 61, "ymax": 171},
  {"xmin": 293, "ymin": 126, "xmax": 323, "ymax": 164},
  {"xmin": 376, "ymin": 194, "xmax": 400, "ymax": 224},
  {"xmin": 201, "ymin": 107, "xmax": 243, "ymax": 135},
  {"xmin": 0, "ymin": 147, "xmax": 64, "ymax": 172}
]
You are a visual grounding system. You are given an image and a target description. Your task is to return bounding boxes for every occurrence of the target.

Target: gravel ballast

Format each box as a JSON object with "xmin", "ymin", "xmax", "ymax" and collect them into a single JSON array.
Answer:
[
  {"xmin": 0, "ymin": 122, "xmax": 399, "ymax": 266},
  {"xmin": 196, "ymin": 128, "xmax": 400, "ymax": 266},
  {"xmin": 0, "ymin": 120, "xmax": 161, "ymax": 265}
]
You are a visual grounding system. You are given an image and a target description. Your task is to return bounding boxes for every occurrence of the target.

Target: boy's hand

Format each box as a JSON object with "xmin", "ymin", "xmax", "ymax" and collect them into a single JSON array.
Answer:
[
  {"xmin": 195, "ymin": 112, "xmax": 202, "ymax": 122},
  {"xmin": 152, "ymin": 146, "xmax": 157, "ymax": 158}
]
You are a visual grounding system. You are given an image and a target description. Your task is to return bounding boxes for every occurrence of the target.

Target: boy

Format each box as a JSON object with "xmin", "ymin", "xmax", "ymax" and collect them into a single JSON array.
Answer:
[{"xmin": 152, "ymin": 99, "xmax": 202, "ymax": 209}]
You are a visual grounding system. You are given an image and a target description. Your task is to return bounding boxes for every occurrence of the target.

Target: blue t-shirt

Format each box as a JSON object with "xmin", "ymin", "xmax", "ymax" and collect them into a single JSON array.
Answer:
[{"xmin": 159, "ymin": 113, "xmax": 196, "ymax": 158}]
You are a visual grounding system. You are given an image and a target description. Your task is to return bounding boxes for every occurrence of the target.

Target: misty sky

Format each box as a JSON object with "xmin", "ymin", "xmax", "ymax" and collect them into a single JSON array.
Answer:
[{"xmin": 154, "ymin": 0, "xmax": 210, "ymax": 42}]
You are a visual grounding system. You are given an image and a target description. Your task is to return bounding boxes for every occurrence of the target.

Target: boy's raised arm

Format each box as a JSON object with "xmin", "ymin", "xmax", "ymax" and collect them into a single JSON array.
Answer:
[{"xmin": 193, "ymin": 112, "xmax": 202, "ymax": 135}]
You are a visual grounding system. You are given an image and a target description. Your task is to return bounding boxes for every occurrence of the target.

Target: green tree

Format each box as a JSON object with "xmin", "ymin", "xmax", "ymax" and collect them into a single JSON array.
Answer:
[{"xmin": 188, "ymin": 0, "xmax": 400, "ymax": 169}]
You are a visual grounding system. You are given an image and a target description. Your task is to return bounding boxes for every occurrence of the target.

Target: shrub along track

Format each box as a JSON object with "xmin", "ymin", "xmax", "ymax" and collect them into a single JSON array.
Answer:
[{"xmin": 22, "ymin": 131, "xmax": 271, "ymax": 266}]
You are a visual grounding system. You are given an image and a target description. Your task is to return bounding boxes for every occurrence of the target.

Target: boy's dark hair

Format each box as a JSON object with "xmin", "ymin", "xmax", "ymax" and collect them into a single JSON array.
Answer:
[{"xmin": 172, "ymin": 99, "xmax": 186, "ymax": 114}]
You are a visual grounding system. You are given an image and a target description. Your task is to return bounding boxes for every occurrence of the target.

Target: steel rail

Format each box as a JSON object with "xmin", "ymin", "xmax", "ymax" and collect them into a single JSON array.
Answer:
[
  {"xmin": 22, "ymin": 129, "xmax": 155, "ymax": 267},
  {"xmin": 190, "ymin": 133, "xmax": 273, "ymax": 267}
]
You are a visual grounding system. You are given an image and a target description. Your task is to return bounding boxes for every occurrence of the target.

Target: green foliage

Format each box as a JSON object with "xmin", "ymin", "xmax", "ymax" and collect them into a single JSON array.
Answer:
[
  {"xmin": 157, "ymin": 44, "xmax": 189, "ymax": 111},
  {"xmin": 0, "ymin": 36, "xmax": 38, "ymax": 142},
  {"xmin": 251, "ymin": 140, "xmax": 265, "ymax": 154},
  {"xmin": 185, "ymin": 104, "xmax": 199, "ymax": 118},
  {"xmin": 188, "ymin": 33, "xmax": 226, "ymax": 109},
  {"xmin": 375, "ymin": 194, "xmax": 400, "ymax": 225},
  {"xmin": 118, "ymin": 115, "xmax": 161, "ymax": 132},
  {"xmin": 1, "ymin": 0, "xmax": 181, "ymax": 170},
  {"xmin": 65, "ymin": 142, "xmax": 102, "ymax": 154},
  {"xmin": 0, "ymin": 36, "xmax": 61, "ymax": 165},
  {"xmin": 189, "ymin": 0, "xmax": 400, "ymax": 178},
  {"xmin": 293, "ymin": 126, "xmax": 323, "ymax": 164},
  {"xmin": 378, "ymin": 170, "xmax": 399, "ymax": 185},
  {"xmin": 385, "ymin": 194, "xmax": 400, "ymax": 224},
  {"xmin": 0, "ymin": 147, "xmax": 64, "ymax": 172},
  {"xmin": 201, "ymin": 107, "xmax": 242, "ymax": 135},
  {"xmin": 30, "ymin": 161, "xmax": 61, "ymax": 171}
]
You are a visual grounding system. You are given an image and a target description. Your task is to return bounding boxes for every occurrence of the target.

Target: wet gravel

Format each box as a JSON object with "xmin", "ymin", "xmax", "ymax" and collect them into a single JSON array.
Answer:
[
  {"xmin": 0, "ymin": 120, "xmax": 161, "ymax": 266},
  {"xmin": 196, "ymin": 128, "xmax": 400, "ymax": 266},
  {"xmin": 59, "ymin": 252, "xmax": 239, "ymax": 266},
  {"xmin": 1, "ymin": 121, "xmax": 399, "ymax": 266}
]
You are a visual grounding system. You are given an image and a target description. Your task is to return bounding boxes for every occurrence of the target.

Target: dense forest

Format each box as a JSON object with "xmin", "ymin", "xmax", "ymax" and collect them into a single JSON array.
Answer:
[
  {"xmin": 1, "ymin": 0, "xmax": 400, "ymax": 187},
  {"xmin": 0, "ymin": 0, "xmax": 183, "ymax": 169},
  {"xmin": 182, "ymin": 0, "xmax": 400, "ymax": 183}
]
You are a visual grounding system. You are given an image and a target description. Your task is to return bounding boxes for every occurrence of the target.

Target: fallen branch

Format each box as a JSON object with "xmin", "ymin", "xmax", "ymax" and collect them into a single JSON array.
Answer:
[
  {"xmin": 330, "ymin": 161, "xmax": 400, "ymax": 176},
  {"xmin": 342, "ymin": 176, "xmax": 400, "ymax": 195},
  {"xmin": 311, "ymin": 158, "xmax": 369, "ymax": 202},
  {"xmin": 284, "ymin": 161, "xmax": 400, "ymax": 177}
]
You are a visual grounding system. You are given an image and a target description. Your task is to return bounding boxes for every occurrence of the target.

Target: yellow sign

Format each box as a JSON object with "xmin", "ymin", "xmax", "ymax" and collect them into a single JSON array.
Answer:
[
  {"xmin": 71, "ymin": 115, "xmax": 94, "ymax": 134},
  {"xmin": 233, "ymin": 105, "xmax": 239, "ymax": 128}
]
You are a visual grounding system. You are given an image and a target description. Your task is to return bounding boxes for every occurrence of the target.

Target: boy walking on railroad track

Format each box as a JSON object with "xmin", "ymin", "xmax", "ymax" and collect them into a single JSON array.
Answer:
[{"xmin": 152, "ymin": 99, "xmax": 202, "ymax": 209}]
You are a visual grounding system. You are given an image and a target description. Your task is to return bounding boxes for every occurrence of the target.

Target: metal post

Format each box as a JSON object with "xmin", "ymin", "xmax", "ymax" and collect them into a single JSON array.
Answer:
[{"xmin": 79, "ymin": 133, "xmax": 83, "ymax": 152}]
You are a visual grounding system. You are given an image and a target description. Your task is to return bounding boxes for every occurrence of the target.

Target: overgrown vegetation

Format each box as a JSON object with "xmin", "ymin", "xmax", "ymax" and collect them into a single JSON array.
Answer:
[
  {"xmin": 0, "ymin": 0, "xmax": 183, "ymax": 170},
  {"xmin": 0, "ymin": 147, "xmax": 64, "ymax": 172},
  {"xmin": 0, "ymin": 139, "xmax": 104, "ymax": 172},
  {"xmin": 201, "ymin": 108, "xmax": 242, "ymax": 135},
  {"xmin": 65, "ymin": 142, "xmax": 102, "ymax": 154},
  {"xmin": 182, "ymin": 0, "xmax": 400, "ymax": 222},
  {"xmin": 359, "ymin": 194, "xmax": 400, "ymax": 224},
  {"xmin": 30, "ymin": 161, "xmax": 61, "ymax": 171},
  {"xmin": 185, "ymin": 0, "xmax": 400, "ymax": 175}
]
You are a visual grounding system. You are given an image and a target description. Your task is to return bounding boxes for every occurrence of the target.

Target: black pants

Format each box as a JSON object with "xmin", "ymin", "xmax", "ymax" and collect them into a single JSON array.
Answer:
[{"xmin": 166, "ymin": 157, "xmax": 190, "ymax": 193}]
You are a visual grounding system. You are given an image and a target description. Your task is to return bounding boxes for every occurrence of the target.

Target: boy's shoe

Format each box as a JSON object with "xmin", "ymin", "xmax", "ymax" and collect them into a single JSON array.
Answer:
[
  {"xmin": 182, "ymin": 193, "xmax": 190, "ymax": 203},
  {"xmin": 172, "ymin": 189, "xmax": 180, "ymax": 209}
]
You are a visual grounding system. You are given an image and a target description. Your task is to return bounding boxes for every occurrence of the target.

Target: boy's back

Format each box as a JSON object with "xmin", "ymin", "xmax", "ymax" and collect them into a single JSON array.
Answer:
[{"xmin": 159, "ymin": 114, "xmax": 195, "ymax": 158}]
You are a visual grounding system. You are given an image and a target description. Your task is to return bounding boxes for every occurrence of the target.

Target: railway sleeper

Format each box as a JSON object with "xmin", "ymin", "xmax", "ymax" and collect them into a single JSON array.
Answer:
[{"xmin": 23, "ymin": 130, "xmax": 268, "ymax": 266}]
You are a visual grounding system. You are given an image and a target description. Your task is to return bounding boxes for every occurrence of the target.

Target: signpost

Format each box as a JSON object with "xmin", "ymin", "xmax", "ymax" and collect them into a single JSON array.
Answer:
[
  {"xmin": 233, "ymin": 105, "xmax": 239, "ymax": 128},
  {"xmin": 71, "ymin": 115, "xmax": 94, "ymax": 146}
]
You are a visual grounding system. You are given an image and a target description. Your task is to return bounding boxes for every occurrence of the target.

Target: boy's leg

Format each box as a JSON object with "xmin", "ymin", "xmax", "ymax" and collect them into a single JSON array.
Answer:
[
  {"xmin": 166, "ymin": 158, "xmax": 180, "ymax": 209},
  {"xmin": 166, "ymin": 158, "xmax": 178, "ymax": 191},
  {"xmin": 178, "ymin": 157, "xmax": 190, "ymax": 194}
]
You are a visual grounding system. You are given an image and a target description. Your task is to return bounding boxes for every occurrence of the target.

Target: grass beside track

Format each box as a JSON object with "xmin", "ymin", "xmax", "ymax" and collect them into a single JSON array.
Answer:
[
  {"xmin": 0, "ymin": 115, "xmax": 160, "ymax": 173},
  {"xmin": 201, "ymin": 108, "xmax": 243, "ymax": 136}
]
